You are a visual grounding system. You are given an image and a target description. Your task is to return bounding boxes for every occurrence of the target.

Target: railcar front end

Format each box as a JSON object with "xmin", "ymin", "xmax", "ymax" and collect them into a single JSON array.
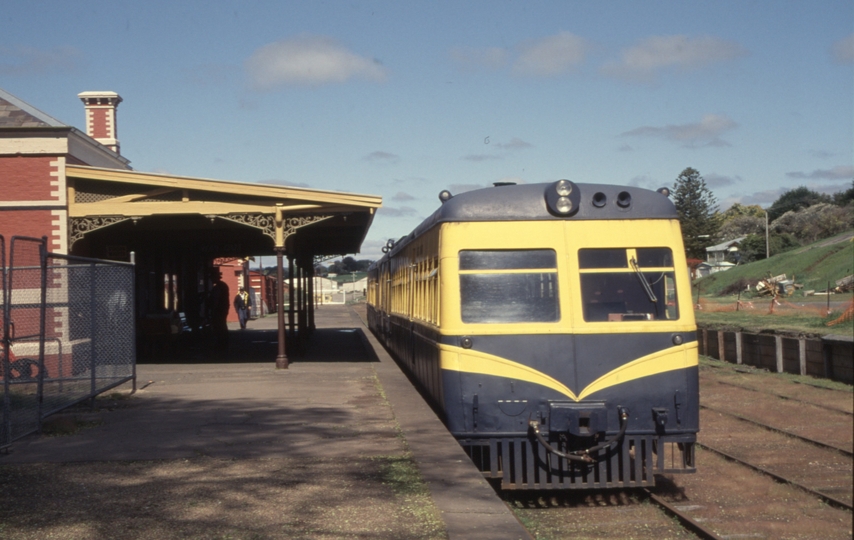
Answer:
[{"xmin": 368, "ymin": 181, "xmax": 699, "ymax": 490}]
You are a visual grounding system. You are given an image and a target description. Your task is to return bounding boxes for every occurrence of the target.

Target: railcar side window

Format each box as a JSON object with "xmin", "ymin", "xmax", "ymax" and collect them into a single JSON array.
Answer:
[
  {"xmin": 579, "ymin": 248, "xmax": 679, "ymax": 322},
  {"xmin": 459, "ymin": 250, "xmax": 559, "ymax": 323}
]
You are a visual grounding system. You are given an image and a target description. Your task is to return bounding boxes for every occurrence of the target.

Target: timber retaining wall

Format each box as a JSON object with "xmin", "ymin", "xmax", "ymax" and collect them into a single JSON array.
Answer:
[{"xmin": 697, "ymin": 325, "xmax": 853, "ymax": 385}]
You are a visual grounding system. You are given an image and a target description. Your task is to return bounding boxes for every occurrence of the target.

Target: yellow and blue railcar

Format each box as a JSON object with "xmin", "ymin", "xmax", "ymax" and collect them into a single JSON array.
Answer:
[{"xmin": 367, "ymin": 180, "xmax": 698, "ymax": 489}]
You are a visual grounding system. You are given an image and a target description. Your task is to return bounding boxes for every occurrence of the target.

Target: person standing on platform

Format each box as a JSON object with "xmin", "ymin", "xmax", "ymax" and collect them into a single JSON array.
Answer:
[
  {"xmin": 233, "ymin": 286, "xmax": 252, "ymax": 330},
  {"xmin": 208, "ymin": 269, "xmax": 230, "ymax": 349}
]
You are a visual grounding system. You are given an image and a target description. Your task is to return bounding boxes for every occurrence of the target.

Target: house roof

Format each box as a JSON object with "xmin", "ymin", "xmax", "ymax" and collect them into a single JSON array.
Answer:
[
  {"xmin": 706, "ymin": 236, "xmax": 746, "ymax": 252},
  {"xmin": 0, "ymin": 87, "xmax": 132, "ymax": 168},
  {"xmin": 0, "ymin": 88, "xmax": 66, "ymax": 128}
]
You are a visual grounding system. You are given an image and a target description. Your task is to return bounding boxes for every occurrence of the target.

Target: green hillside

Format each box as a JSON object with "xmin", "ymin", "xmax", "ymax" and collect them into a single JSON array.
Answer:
[{"xmin": 695, "ymin": 231, "xmax": 854, "ymax": 296}]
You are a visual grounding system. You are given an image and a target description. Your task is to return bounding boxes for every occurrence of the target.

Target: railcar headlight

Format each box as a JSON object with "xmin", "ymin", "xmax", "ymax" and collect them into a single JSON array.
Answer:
[
  {"xmin": 545, "ymin": 179, "xmax": 581, "ymax": 217},
  {"xmin": 555, "ymin": 179, "xmax": 573, "ymax": 197},
  {"xmin": 555, "ymin": 196, "xmax": 573, "ymax": 214}
]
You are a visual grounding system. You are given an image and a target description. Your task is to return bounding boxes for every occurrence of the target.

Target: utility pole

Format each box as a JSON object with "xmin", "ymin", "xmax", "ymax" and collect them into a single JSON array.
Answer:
[{"xmin": 765, "ymin": 211, "xmax": 770, "ymax": 259}]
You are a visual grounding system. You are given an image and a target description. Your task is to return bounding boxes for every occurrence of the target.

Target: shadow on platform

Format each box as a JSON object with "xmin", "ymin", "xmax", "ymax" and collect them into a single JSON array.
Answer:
[{"xmin": 138, "ymin": 326, "xmax": 378, "ymax": 364}]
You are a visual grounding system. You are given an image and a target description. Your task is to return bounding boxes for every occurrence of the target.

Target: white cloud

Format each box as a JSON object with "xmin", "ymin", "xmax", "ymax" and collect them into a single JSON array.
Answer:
[
  {"xmin": 725, "ymin": 188, "xmax": 786, "ymax": 208},
  {"xmin": 812, "ymin": 181, "xmax": 854, "ymax": 196},
  {"xmin": 357, "ymin": 238, "xmax": 390, "ymax": 261},
  {"xmin": 449, "ymin": 46, "xmax": 508, "ymax": 71},
  {"xmin": 621, "ymin": 114, "xmax": 738, "ymax": 148},
  {"xmin": 832, "ymin": 34, "xmax": 854, "ymax": 64},
  {"xmin": 602, "ymin": 35, "xmax": 747, "ymax": 82},
  {"xmin": 0, "ymin": 45, "xmax": 82, "ymax": 75},
  {"xmin": 392, "ymin": 191, "xmax": 415, "ymax": 202},
  {"xmin": 245, "ymin": 35, "xmax": 387, "ymax": 90},
  {"xmin": 786, "ymin": 165, "xmax": 853, "ymax": 180},
  {"xmin": 513, "ymin": 32, "xmax": 588, "ymax": 76}
]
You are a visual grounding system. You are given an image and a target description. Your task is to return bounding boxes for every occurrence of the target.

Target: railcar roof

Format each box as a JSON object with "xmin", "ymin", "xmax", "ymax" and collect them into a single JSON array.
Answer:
[{"xmin": 375, "ymin": 182, "xmax": 677, "ymax": 263}]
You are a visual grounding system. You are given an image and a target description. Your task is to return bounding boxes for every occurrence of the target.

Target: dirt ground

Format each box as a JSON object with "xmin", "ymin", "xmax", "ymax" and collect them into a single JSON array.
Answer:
[{"xmin": 0, "ymin": 453, "xmax": 444, "ymax": 540}]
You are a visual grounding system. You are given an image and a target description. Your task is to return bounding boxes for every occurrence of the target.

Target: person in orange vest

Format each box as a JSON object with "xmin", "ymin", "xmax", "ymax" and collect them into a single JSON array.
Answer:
[{"xmin": 233, "ymin": 286, "xmax": 252, "ymax": 330}]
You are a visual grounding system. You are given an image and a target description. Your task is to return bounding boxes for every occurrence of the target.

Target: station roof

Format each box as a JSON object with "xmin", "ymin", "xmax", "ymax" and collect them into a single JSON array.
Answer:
[{"xmin": 67, "ymin": 164, "xmax": 382, "ymax": 257}]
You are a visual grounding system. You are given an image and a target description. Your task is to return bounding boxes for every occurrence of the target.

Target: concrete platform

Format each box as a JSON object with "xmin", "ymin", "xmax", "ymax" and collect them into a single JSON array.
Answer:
[{"xmin": 2, "ymin": 304, "xmax": 531, "ymax": 540}]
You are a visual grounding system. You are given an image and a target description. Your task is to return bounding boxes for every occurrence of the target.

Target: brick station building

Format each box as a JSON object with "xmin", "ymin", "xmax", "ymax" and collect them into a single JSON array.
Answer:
[{"xmin": 0, "ymin": 88, "xmax": 381, "ymax": 365}]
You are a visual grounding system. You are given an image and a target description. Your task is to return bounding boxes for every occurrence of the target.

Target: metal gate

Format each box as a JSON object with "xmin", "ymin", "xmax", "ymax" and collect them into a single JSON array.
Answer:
[{"xmin": 1, "ymin": 235, "xmax": 136, "ymax": 449}]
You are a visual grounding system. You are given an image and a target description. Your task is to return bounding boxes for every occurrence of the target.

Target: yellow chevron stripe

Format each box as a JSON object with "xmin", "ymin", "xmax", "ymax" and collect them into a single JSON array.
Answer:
[
  {"xmin": 438, "ymin": 341, "xmax": 697, "ymax": 402},
  {"xmin": 439, "ymin": 343, "xmax": 578, "ymax": 400},
  {"xmin": 577, "ymin": 342, "xmax": 697, "ymax": 400}
]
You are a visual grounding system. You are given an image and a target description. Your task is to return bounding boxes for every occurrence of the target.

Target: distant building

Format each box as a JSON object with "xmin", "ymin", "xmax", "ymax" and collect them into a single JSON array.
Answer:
[
  {"xmin": 248, "ymin": 269, "xmax": 275, "ymax": 317},
  {"xmin": 341, "ymin": 277, "xmax": 368, "ymax": 295},
  {"xmin": 213, "ymin": 258, "xmax": 250, "ymax": 323},
  {"xmin": 702, "ymin": 237, "xmax": 745, "ymax": 275}
]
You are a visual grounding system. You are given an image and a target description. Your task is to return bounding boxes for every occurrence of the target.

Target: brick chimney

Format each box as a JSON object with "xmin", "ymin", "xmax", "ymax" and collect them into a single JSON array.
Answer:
[{"xmin": 78, "ymin": 91, "xmax": 123, "ymax": 154}]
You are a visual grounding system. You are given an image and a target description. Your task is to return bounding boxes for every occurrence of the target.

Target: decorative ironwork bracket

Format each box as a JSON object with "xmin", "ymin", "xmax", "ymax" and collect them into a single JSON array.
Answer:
[
  {"xmin": 279, "ymin": 215, "xmax": 333, "ymax": 244},
  {"xmin": 217, "ymin": 213, "xmax": 277, "ymax": 241},
  {"xmin": 69, "ymin": 216, "xmax": 132, "ymax": 246},
  {"xmin": 69, "ymin": 213, "xmax": 334, "ymax": 249},
  {"xmin": 218, "ymin": 213, "xmax": 333, "ymax": 246}
]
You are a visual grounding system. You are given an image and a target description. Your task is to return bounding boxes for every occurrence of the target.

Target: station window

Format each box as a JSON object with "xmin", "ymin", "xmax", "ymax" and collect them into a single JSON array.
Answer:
[
  {"xmin": 459, "ymin": 249, "xmax": 559, "ymax": 323},
  {"xmin": 579, "ymin": 248, "xmax": 678, "ymax": 322}
]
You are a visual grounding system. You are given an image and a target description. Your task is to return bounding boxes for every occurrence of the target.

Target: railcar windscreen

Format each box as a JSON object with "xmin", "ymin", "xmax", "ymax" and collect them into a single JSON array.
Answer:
[
  {"xmin": 459, "ymin": 249, "xmax": 559, "ymax": 323},
  {"xmin": 579, "ymin": 247, "xmax": 679, "ymax": 322}
]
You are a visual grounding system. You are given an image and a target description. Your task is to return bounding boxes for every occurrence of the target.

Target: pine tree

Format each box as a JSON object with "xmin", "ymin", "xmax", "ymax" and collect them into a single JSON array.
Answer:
[{"xmin": 671, "ymin": 167, "xmax": 721, "ymax": 259}]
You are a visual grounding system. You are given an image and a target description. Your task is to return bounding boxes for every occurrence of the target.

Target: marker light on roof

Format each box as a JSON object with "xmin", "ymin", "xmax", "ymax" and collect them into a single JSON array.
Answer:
[{"xmin": 545, "ymin": 179, "xmax": 581, "ymax": 217}]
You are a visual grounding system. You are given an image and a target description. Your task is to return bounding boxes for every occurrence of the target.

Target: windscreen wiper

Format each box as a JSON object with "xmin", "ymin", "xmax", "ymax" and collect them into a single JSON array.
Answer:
[{"xmin": 630, "ymin": 257, "xmax": 657, "ymax": 303}]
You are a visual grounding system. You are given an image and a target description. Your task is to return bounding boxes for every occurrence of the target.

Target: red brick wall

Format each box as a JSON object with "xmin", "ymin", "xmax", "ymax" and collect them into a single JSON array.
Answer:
[
  {"xmin": 215, "ymin": 259, "xmax": 249, "ymax": 322},
  {"xmin": 90, "ymin": 108, "xmax": 109, "ymax": 139},
  {"xmin": 0, "ymin": 156, "xmax": 56, "ymax": 201},
  {"xmin": 0, "ymin": 209, "xmax": 52, "ymax": 261},
  {"xmin": 0, "ymin": 154, "xmax": 65, "ymax": 259}
]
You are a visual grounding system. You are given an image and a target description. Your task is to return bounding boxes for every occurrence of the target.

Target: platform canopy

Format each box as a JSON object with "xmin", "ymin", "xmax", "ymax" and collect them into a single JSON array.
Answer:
[{"xmin": 66, "ymin": 164, "xmax": 381, "ymax": 258}]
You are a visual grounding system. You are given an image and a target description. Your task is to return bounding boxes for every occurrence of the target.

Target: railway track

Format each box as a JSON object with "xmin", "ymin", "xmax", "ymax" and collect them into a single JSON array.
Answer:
[
  {"xmin": 502, "ymin": 488, "xmax": 719, "ymax": 540},
  {"xmin": 642, "ymin": 488, "xmax": 723, "ymax": 540},
  {"xmin": 714, "ymin": 379, "xmax": 853, "ymax": 417},
  {"xmin": 701, "ymin": 403, "xmax": 853, "ymax": 457},
  {"xmin": 697, "ymin": 441, "xmax": 852, "ymax": 511},
  {"xmin": 507, "ymin": 362, "xmax": 853, "ymax": 539}
]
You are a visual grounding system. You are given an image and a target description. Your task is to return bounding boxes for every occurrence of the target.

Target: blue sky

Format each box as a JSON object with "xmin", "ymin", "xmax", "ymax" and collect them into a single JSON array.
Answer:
[{"xmin": 2, "ymin": 1, "xmax": 852, "ymax": 260}]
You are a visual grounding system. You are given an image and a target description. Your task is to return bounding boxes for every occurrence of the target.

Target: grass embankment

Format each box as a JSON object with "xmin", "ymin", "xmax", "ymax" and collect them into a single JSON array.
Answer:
[
  {"xmin": 695, "ymin": 231, "xmax": 853, "ymax": 296},
  {"xmin": 693, "ymin": 231, "xmax": 854, "ymax": 336}
]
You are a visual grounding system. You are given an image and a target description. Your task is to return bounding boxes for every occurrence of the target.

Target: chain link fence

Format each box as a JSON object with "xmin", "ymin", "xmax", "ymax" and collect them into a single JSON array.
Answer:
[{"xmin": 1, "ymin": 235, "xmax": 136, "ymax": 449}]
